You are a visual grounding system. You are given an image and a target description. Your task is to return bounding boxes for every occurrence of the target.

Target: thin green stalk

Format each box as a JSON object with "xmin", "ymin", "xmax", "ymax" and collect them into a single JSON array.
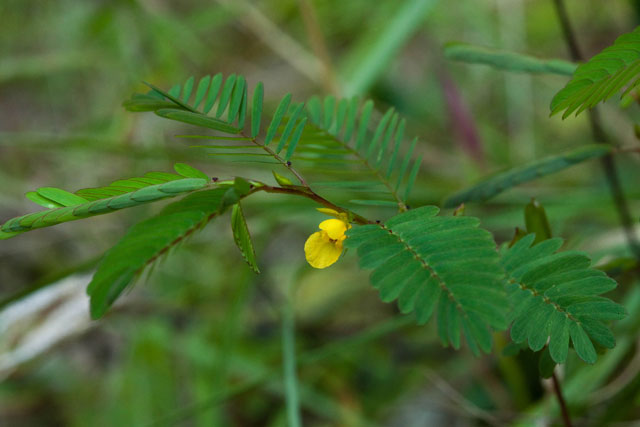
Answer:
[{"xmin": 282, "ymin": 294, "xmax": 302, "ymax": 427}]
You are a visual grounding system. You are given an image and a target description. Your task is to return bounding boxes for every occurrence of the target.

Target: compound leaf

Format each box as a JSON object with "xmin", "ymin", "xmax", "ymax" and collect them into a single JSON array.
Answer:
[
  {"xmin": 502, "ymin": 234, "xmax": 624, "ymax": 364},
  {"xmin": 87, "ymin": 188, "xmax": 231, "ymax": 319},
  {"xmin": 345, "ymin": 206, "xmax": 507, "ymax": 355}
]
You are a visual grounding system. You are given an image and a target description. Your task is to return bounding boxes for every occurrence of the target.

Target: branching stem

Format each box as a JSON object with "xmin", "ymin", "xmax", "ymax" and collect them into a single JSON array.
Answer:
[
  {"xmin": 241, "ymin": 128, "xmax": 375, "ymax": 225},
  {"xmin": 258, "ymin": 185, "xmax": 374, "ymax": 225},
  {"xmin": 243, "ymin": 129, "xmax": 310, "ymax": 187}
]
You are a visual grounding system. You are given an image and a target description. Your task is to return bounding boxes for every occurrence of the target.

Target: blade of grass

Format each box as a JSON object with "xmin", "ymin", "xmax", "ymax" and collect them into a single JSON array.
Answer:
[{"xmin": 282, "ymin": 295, "xmax": 301, "ymax": 427}]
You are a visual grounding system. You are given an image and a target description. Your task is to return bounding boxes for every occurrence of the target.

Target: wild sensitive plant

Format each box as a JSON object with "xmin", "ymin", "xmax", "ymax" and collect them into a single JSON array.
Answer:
[
  {"xmin": 5, "ymin": 22, "xmax": 640, "ymax": 427},
  {"xmin": 1, "ymin": 68, "xmax": 627, "ymax": 366}
]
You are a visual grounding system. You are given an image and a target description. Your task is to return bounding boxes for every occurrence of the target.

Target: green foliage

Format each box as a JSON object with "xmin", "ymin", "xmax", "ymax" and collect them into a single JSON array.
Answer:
[
  {"xmin": 88, "ymin": 188, "xmax": 231, "ymax": 319},
  {"xmin": 345, "ymin": 206, "xmax": 507, "ymax": 355},
  {"xmin": 4, "ymin": 3, "xmax": 640, "ymax": 425},
  {"xmin": 173, "ymin": 163, "xmax": 209, "ymax": 180},
  {"xmin": 124, "ymin": 74, "xmax": 313, "ymax": 182},
  {"xmin": 550, "ymin": 27, "xmax": 640, "ymax": 118},
  {"xmin": 24, "ymin": 191, "xmax": 65, "ymax": 209},
  {"xmin": 444, "ymin": 42, "xmax": 577, "ymax": 76},
  {"xmin": 155, "ymin": 108, "xmax": 242, "ymax": 134},
  {"xmin": 231, "ymin": 202, "xmax": 260, "ymax": 273},
  {"xmin": 75, "ymin": 167, "xmax": 206, "ymax": 201},
  {"xmin": 1, "ymin": 177, "xmax": 209, "ymax": 239},
  {"xmin": 345, "ymin": 201, "xmax": 626, "ymax": 365},
  {"xmin": 32, "ymin": 188, "xmax": 88, "ymax": 207},
  {"xmin": 501, "ymin": 234, "xmax": 625, "ymax": 364},
  {"xmin": 126, "ymin": 75, "xmax": 423, "ymax": 207},
  {"xmin": 443, "ymin": 144, "xmax": 611, "ymax": 208},
  {"xmin": 301, "ymin": 95, "xmax": 420, "ymax": 209}
]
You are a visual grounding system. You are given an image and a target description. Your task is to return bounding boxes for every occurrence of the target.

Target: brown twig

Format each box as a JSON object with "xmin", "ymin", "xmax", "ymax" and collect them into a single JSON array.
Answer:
[
  {"xmin": 551, "ymin": 371, "xmax": 573, "ymax": 427},
  {"xmin": 238, "ymin": 116, "xmax": 374, "ymax": 224},
  {"xmin": 259, "ymin": 185, "xmax": 373, "ymax": 225}
]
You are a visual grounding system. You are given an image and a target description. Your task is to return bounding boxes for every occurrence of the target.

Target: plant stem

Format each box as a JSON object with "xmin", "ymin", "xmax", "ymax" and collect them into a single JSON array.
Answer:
[
  {"xmin": 282, "ymin": 293, "xmax": 302, "ymax": 427},
  {"xmin": 259, "ymin": 185, "xmax": 374, "ymax": 225},
  {"xmin": 244, "ymin": 129, "xmax": 310, "ymax": 187},
  {"xmin": 552, "ymin": 0, "xmax": 640, "ymax": 259},
  {"xmin": 551, "ymin": 372, "xmax": 573, "ymax": 427}
]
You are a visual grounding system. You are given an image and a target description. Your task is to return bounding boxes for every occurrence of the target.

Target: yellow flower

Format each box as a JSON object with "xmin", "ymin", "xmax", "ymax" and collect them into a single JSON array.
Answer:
[{"xmin": 304, "ymin": 211, "xmax": 351, "ymax": 269}]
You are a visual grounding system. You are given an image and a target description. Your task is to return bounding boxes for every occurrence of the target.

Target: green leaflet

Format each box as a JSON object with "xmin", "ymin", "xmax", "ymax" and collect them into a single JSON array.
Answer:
[
  {"xmin": 168, "ymin": 84, "xmax": 181, "ymax": 98},
  {"xmin": 36, "ymin": 188, "xmax": 88, "ymax": 207},
  {"xmin": 203, "ymin": 73, "xmax": 223, "ymax": 114},
  {"xmin": 550, "ymin": 27, "xmax": 640, "ymax": 118},
  {"xmin": 216, "ymin": 74, "xmax": 237, "ymax": 118},
  {"xmin": 76, "ymin": 169, "xmax": 189, "ymax": 201},
  {"xmin": 143, "ymin": 81, "xmax": 196, "ymax": 113},
  {"xmin": 87, "ymin": 188, "xmax": 229, "ymax": 319},
  {"xmin": 182, "ymin": 76, "xmax": 195, "ymax": 102},
  {"xmin": 0, "ymin": 178, "xmax": 209, "ymax": 237},
  {"xmin": 231, "ymin": 202, "xmax": 260, "ymax": 273},
  {"xmin": 155, "ymin": 109, "xmax": 241, "ymax": 134},
  {"xmin": 502, "ymin": 234, "xmax": 624, "ymax": 364},
  {"xmin": 444, "ymin": 42, "xmax": 577, "ymax": 76},
  {"xmin": 227, "ymin": 75, "xmax": 246, "ymax": 124},
  {"xmin": 284, "ymin": 119, "xmax": 308, "ymax": 162},
  {"xmin": 403, "ymin": 155, "xmax": 422, "ymax": 202},
  {"xmin": 0, "ymin": 230, "xmax": 21, "ymax": 240},
  {"xmin": 192, "ymin": 75, "xmax": 211, "ymax": 109},
  {"xmin": 265, "ymin": 93, "xmax": 292, "ymax": 145},
  {"xmin": 122, "ymin": 94, "xmax": 177, "ymax": 112},
  {"xmin": 251, "ymin": 82, "xmax": 263, "ymax": 138},
  {"xmin": 395, "ymin": 137, "xmax": 417, "ymax": 193},
  {"xmin": 275, "ymin": 103, "xmax": 305, "ymax": 154},
  {"xmin": 25, "ymin": 191, "xmax": 64, "ymax": 209},
  {"xmin": 443, "ymin": 144, "xmax": 612, "ymax": 208},
  {"xmin": 345, "ymin": 206, "xmax": 507, "ymax": 355},
  {"xmin": 173, "ymin": 163, "xmax": 209, "ymax": 180}
]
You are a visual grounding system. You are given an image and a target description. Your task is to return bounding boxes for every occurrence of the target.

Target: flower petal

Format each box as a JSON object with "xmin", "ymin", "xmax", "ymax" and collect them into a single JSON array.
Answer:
[
  {"xmin": 319, "ymin": 219, "xmax": 348, "ymax": 240},
  {"xmin": 304, "ymin": 231, "xmax": 342, "ymax": 269}
]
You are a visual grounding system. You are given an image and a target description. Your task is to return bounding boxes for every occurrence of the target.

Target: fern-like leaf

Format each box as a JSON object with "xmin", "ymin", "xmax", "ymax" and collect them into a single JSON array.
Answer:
[
  {"xmin": 444, "ymin": 42, "xmax": 577, "ymax": 76},
  {"xmin": 125, "ymin": 75, "xmax": 309, "ymax": 181},
  {"xmin": 87, "ymin": 187, "xmax": 230, "ymax": 319},
  {"xmin": 1, "ymin": 178, "xmax": 209, "ymax": 239},
  {"xmin": 443, "ymin": 144, "xmax": 611, "ymax": 208},
  {"xmin": 502, "ymin": 234, "xmax": 625, "ymax": 364},
  {"xmin": 76, "ymin": 165, "xmax": 208, "ymax": 201},
  {"xmin": 550, "ymin": 27, "xmax": 640, "ymax": 118},
  {"xmin": 344, "ymin": 206, "xmax": 507, "ymax": 355},
  {"xmin": 277, "ymin": 96, "xmax": 421, "ymax": 209}
]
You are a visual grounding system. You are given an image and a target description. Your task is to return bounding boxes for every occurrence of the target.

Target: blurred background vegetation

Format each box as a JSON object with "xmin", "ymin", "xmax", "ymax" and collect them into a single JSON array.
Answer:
[{"xmin": 2, "ymin": 0, "xmax": 640, "ymax": 425}]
